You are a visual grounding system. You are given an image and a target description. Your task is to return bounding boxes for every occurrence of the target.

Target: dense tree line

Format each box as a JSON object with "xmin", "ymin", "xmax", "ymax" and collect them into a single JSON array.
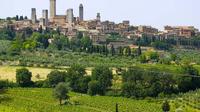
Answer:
[
  {"xmin": 13, "ymin": 65, "xmax": 113, "ymax": 96},
  {"xmin": 135, "ymin": 35, "xmax": 200, "ymax": 50},
  {"xmin": 1, "ymin": 27, "xmax": 200, "ymax": 57},
  {"xmin": 0, "ymin": 28, "xmax": 143, "ymax": 57},
  {"xmin": 122, "ymin": 65, "xmax": 200, "ymax": 98}
]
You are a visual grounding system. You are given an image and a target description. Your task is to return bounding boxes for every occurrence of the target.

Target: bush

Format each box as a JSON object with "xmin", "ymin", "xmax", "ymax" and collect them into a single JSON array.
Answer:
[
  {"xmin": 162, "ymin": 100, "xmax": 170, "ymax": 112},
  {"xmin": 76, "ymin": 76, "xmax": 91, "ymax": 93},
  {"xmin": 0, "ymin": 80, "xmax": 17, "ymax": 90},
  {"xmin": 87, "ymin": 80, "xmax": 102, "ymax": 96},
  {"xmin": 0, "ymin": 80, "xmax": 8, "ymax": 90},
  {"xmin": 34, "ymin": 80, "xmax": 46, "ymax": 88},
  {"xmin": 105, "ymin": 90, "xmax": 121, "ymax": 97},
  {"xmin": 16, "ymin": 68, "xmax": 33, "ymax": 87},
  {"xmin": 47, "ymin": 70, "xmax": 66, "ymax": 87}
]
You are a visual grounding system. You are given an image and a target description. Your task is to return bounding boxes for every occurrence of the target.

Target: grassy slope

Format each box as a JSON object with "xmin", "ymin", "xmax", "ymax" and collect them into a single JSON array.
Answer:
[
  {"xmin": 0, "ymin": 88, "xmax": 162, "ymax": 112},
  {"xmin": 170, "ymin": 89, "xmax": 200, "ymax": 112}
]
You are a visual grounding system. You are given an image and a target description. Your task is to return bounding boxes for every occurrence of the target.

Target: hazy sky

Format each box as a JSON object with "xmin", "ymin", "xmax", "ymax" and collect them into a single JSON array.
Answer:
[{"xmin": 1, "ymin": 0, "xmax": 200, "ymax": 30}]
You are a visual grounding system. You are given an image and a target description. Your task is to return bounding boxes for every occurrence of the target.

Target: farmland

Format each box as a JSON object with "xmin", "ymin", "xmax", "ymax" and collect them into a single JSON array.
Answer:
[
  {"xmin": 0, "ymin": 66, "xmax": 94, "ymax": 82},
  {"xmin": 171, "ymin": 89, "xmax": 200, "ymax": 112},
  {"xmin": 0, "ymin": 66, "xmax": 53, "ymax": 81},
  {"xmin": 0, "ymin": 88, "xmax": 162, "ymax": 112}
]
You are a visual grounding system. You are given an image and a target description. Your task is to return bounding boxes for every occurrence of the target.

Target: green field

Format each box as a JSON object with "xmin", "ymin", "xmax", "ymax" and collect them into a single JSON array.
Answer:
[
  {"xmin": 0, "ymin": 88, "xmax": 162, "ymax": 112},
  {"xmin": 171, "ymin": 89, "xmax": 200, "ymax": 112}
]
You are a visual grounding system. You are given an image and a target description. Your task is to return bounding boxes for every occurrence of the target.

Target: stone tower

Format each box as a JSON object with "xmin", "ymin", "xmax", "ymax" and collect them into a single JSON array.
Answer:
[
  {"xmin": 31, "ymin": 8, "xmax": 37, "ymax": 24},
  {"xmin": 42, "ymin": 10, "xmax": 48, "ymax": 26},
  {"xmin": 66, "ymin": 9, "xmax": 74, "ymax": 24},
  {"xmin": 96, "ymin": 13, "xmax": 101, "ymax": 21},
  {"xmin": 79, "ymin": 4, "xmax": 84, "ymax": 21},
  {"xmin": 50, "ymin": 0, "xmax": 56, "ymax": 18}
]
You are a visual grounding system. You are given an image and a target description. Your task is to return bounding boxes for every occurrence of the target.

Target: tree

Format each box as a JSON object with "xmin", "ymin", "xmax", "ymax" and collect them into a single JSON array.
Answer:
[
  {"xmin": 77, "ymin": 32, "xmax": 83, "ymax": 39},
  {"xmin": 118, "ymin": 46, "xmax": 123, "ymax": 56},
  {"xmin": 149, "ymin": 52, "xmax": 159, "ymax": 62},
  {"xmin": 87, "ymin": 80, "xmax": 101, "ymax": 96},
  {"xmin": 31, "ymin": 32, "xmax": 49, "ymax": 49},
  {"xmin": 47, "ymin": 70, "xmax": 66, "ymax": 87},
  {"xmin": 139, "ymin": 54, "xmax": 147, "ymax": 63},
  {"xmin": 91, "ymin": 66, "xmax": 113, "ymax": 95},
  {"xmin": 137, "ymin": 45, "xmax": 142, "ymax": 56},
  {"xmin": 171, "ymin": 54, "xmax": 177, "ymax": 61},
  {"xmin": 80, "ymin": 36, "xmax": 92, "ymax": 51},
  {"xmin": 38, "ymin": 25, "xmax": 43, "ymax": 33},
  {"xmin": 53, "ymin": 82, "xmax": 70, "ymax": 105},
  {"xmin": 116, "ymin": 103, "xmax": 119, "ymax": 112},
  {"xmin": 162, "ymin": 100, "xmax": 170, "ymax": 112},
  {"xmin": 110, "ymin": 44, "xmax": 115, "ymax": 56},
  {"xmin": 66, "ymin": 64, "xmax": 87, "ymax": 92},
  {"xmin": 152, "ymin": 41, "xmax": 171, "ymax": 50},
  {"xmin": 16, "ymin": 68, "xmax": 33, "ymax": 87},
  {"xmin": 177, "ymin": 65, "xmax": 200, "ymax": 92},
  {"xmin": 77, "ymin": 76, "xmax": 91, "ymax": 93}
]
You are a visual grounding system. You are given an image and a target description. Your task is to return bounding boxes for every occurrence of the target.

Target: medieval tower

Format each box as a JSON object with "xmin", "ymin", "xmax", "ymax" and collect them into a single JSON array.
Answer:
[
  {"xmin": 79, "ymin": 4, "xmax": 84, "ymax": 21},
  {"xmin": 50, "ymin": 0, "xmax": 56, "ymax": 18}
]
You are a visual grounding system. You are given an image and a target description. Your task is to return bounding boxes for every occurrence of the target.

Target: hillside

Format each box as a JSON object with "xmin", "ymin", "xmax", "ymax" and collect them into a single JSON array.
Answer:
[{"xmin": 0, "ymin": 88, "xmax": 162, "ymax": 112}]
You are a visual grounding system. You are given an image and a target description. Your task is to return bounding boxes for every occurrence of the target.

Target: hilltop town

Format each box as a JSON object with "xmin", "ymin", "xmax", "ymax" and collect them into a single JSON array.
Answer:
[
  {"xmin": 0, "ymin": 0, "xmax": 199, "ymax": 49},
  {"xmin": 1, "ymin": 0, "xmax": 200, "ymax": 112}
]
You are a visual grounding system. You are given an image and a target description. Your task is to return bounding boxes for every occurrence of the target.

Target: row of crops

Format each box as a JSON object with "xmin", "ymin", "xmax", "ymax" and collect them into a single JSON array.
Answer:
[
  {"xmin": 0, "ymin": 88, "xmax": 162, "ymax": 112},
  {"xmin": 171, "ymin": 89, "xmax": 200, "ymax": 112}
]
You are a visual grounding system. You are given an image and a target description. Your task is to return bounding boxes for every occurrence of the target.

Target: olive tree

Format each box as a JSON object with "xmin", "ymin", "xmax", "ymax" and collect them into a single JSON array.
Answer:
[{"xmin": 53, "ymin": 82, "xmax": 70, "ymax": 105}]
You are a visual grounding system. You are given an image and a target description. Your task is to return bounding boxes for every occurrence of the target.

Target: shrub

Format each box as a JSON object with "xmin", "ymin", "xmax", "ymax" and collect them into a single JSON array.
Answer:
[
  {"xmin": 16, "ymin": 68, "xmax": 33, "ymax": 87},
  {"xmin": 87, "ymin": 80, "xmax": 102, "ymax": 96},
  {"xmin": 47, "ymin": 70, "xmax": 66, "ymax": 87}
]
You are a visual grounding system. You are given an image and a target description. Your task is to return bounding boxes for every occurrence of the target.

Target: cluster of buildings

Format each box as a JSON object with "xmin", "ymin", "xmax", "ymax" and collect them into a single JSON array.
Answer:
[{"xmin": 1, "ymin": 0, "xmax": 200, "ymax": 47}]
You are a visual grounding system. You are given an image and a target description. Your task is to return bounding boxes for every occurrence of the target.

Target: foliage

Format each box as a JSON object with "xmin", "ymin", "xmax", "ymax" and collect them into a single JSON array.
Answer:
[
  {"xmin": 0, "ymin": 27, "xmax": 15, "ymax": 40},
  {"xmin": 0, "ymin": 80, "xmax": 8, "ymax": 90},
  {"xmin": 47, "ymin": 70, "xmax": 66, "ymax": 87},
  {"xmin": 0, "ymin": 40, "xmax": 11, "ymax": 54},
  {"xmin": 162, "ymin": 100, "xmax": 170, "ymax": 112},
  {"xmin": 91, "ymin": 66, "xmax": 113, "ymax": 95},
  {"xmin": 66, "ymin": 64, "xmax": 90, "ymax": 93},
  {"xmin": 152, "ymin": 41, "xmax": 171, "ymax": 50},
  {"xmin": 53, "ymin": 82, "xmax": 70, "ymax": 105},
  {"xmin": 16, "ymin": 68, "xmax": 33, "ymax": 87},
  {"xmin": 87, "ymin": 80, "xmax": 102, "ymax": 96},
  {"xmin": 122, "ymin": 66, "xmax": 200, "ymax": 98}
]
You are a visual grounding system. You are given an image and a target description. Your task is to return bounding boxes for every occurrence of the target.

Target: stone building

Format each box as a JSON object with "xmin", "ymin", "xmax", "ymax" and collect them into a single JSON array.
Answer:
[
  {"xmin": 79, "ymin": 4, "xmax": 84, "ymax": 21},
  {"xmin": 50, "ymin": 0, "xmax": 56, "ymax": 18},
  {"xmin": 66, "ymin": 9, "xmax": 74, "ymax": 24},
  {"xmin": 42, "ymin": 10, "xmax": 48, "ymax": 26},
  {"xmin": 164, "ymin": 26, "xmax": 197, "ymax": 38},
  {"xmin": 49, "ymin": 0, "xmax": 66, "ymax": 25},
  {"xmin": 96, "ymin": 13, "xmax": 101, "ymax": 22},
  {"xmin": 31, "ymin": 8, "xmax": 37, "ymax": 24},
  {"xmin": 138, "ymin": 25, "xmax": 158, "ymax": 35}
]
